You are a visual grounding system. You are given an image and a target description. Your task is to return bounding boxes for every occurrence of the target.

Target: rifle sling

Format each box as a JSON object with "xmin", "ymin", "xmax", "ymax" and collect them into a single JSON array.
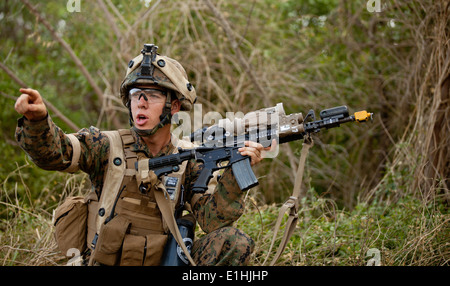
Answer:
[
  {"xmin": 154, "ymin": 185, "xmax": 197, "ymax": 266},
  {"xmin": 264, "ymin": 136, "xmax": 314, "ymax": 266}
]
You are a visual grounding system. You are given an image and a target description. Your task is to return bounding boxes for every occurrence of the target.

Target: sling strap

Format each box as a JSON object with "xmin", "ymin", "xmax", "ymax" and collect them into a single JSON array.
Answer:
[
  {"xmin": 263, "ymin": 136, "xmax": 314, "ymax": 266},
  {"xmin": 154, "ymin": 183, "xmax": 197, "ymax": 266}
]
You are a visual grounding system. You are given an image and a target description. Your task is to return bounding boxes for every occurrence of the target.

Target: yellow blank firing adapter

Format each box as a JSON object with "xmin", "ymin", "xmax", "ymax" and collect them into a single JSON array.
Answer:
[{"xmin": 354, "ymin": 110, "xmax": 373, "ymax": 122}]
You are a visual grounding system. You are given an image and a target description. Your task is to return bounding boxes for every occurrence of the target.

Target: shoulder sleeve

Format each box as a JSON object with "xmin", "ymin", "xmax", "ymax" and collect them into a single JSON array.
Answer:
[{"xmin": 15, "ymin": 114, "xmax": 110, "ymax": 184}]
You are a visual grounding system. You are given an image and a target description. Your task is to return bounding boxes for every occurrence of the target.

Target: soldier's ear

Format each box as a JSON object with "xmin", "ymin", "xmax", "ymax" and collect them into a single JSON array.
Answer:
[{"xmin": 171, "ymin": 99, "xmax": 181, "ymax": 115}]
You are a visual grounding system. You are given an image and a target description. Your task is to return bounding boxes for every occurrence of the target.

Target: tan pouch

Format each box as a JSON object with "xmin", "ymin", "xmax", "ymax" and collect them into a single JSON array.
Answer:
[
  {"xmin": 53, "ymin": 196, "xmax": 88, "ymax": 257},
  {"xmin": 143, "ymin": 233, "xmax": 168, "ymax": 266},
  {"xmin": 120, "ymin": 233, "xmax": 168, "ymax": 266},
  {"xmin": 92, "ymin": 215, "xmax": 130, "ymax": 266},
  {"xmin": 120, "ymin": 234, "xmax": 146, "ymax": 266}
]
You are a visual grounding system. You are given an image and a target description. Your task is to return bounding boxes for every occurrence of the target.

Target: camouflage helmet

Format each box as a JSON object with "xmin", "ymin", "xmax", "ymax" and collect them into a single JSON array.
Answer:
[{"xmin": 119, "ymin": 44, "xmax": 197, "ymax": 111}]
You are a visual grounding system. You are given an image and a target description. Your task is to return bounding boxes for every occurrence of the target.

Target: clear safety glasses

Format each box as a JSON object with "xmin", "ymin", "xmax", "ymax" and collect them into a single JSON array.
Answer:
[{"xmin": 129, "ymin": 88, "xmax": 167, "ymax": 104}]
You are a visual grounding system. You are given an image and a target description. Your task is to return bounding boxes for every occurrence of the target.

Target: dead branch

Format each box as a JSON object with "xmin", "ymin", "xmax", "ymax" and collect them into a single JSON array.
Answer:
[
  {"xmin": 0, "ymin": 62, "xmax": 80, "ymax": 132},
  {"xmin": 19, "ymin": 0, "xmax": 106, "ymax": 112},
  {"xmin": 202, "ymin": 0, "xmax": 270, "ymax": 107}
]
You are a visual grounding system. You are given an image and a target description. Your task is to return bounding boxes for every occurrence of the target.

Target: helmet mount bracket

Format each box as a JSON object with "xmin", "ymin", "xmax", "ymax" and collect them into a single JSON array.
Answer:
[{"xmin": 138, "ymin": 44, "xmax": 159, "ymax": 80}]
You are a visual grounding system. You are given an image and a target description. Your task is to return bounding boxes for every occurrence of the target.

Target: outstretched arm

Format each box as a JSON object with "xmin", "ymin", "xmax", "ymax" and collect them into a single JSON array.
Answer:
[{"xmin": 14, "ymin": 88, "xmax": 109, "ymax": 194}]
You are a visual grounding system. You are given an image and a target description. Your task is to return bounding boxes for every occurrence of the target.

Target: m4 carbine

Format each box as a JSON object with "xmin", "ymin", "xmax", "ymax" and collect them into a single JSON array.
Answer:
[{"xmin": 137, "ymin": 103, "xmax": 372, "ymax": 193}]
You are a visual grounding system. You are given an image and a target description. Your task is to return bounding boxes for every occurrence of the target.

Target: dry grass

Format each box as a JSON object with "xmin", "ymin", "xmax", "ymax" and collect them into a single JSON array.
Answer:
[{"xmin": 0, "ymin": 164, "xmax": 89, "ymax": 266}]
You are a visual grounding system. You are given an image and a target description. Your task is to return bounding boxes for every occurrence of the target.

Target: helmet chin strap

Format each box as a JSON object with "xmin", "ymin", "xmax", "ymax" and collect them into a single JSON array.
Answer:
[{"xmin": 129, "ymin": 91, "xmax": 173, "ymax": 138}]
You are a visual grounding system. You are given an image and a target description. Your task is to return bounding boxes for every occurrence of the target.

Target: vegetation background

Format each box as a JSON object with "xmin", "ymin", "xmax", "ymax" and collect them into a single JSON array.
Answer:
[{"xmin": 0, "ymin": 0, "xmax": 448, "ymax": 266}]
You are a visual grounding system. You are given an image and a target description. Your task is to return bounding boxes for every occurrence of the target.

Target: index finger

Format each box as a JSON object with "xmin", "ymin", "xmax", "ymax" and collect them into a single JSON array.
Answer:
[{"xmin": 19, "ymin": 88, "xmax": 40, "ymax": 100}]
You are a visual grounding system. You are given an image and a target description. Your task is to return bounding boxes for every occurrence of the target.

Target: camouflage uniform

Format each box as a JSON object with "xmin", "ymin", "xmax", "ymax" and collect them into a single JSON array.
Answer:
[{"xmin": 15, "ymin": 114, "xmax": 254, "ymax": 266}]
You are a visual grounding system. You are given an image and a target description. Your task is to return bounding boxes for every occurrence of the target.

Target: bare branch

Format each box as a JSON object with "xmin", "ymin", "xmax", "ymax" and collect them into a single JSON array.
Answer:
[
  {"xmin": 19, "ymin": 0, "xmax": 106, "ymax": 110},
  {"xmin": 0, "ymin": 62, "xmax": 80, "ymax": 132},
  {"xmin": 202, "ymin": 0, "xmax": 270, "ymax": 107}
]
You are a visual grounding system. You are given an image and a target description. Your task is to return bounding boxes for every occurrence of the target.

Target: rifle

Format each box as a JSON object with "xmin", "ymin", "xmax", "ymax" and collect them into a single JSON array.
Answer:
[{"xmin": 136, "ymin": 103, "xmax": 372, "ymax": 193}]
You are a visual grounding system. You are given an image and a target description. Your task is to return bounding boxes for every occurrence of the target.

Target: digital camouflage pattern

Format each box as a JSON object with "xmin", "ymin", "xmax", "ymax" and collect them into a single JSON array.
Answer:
[
  {"xmin": 192, "ymin": 227, "xmax": 254, "ymax": 266},
  {"xmin": 15, "ymin": 114, "xmax": 253, "ymax": 266}
]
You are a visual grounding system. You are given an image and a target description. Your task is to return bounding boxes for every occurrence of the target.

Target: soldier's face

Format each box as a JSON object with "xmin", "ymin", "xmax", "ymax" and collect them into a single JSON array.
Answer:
[
  {"xmin": 129, "ymin": 85, "xmax": 181, "ymax": 131},
  {"xmin": 130, "ymin": 86, "xmax": 167, "ymax": 130}
]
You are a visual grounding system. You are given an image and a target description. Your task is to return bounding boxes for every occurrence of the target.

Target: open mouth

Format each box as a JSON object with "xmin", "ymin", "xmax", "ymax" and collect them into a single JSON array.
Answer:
[{"xmin": 135, "ymin": 114, "xmax": 149, "ymax": 125}]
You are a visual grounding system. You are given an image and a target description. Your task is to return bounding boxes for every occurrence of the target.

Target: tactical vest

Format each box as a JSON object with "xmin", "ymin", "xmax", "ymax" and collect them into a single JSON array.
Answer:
[
  {"xmin": 55, "ymin": 129, "xmax": 196, "ymax": 266},
  {"xmin": 90, "ymin": 129, "xmax": 199, "ymax": 266},
  {"xmin": 54, "ymin": 128, "xmax": 221, "ymax": 265}
]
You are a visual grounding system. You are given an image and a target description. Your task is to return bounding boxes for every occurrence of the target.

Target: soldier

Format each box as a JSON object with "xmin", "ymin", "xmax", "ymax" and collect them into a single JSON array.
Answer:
[{"xmin": 14, "ymin": 44, "xmax": 270, "ymax": 266}]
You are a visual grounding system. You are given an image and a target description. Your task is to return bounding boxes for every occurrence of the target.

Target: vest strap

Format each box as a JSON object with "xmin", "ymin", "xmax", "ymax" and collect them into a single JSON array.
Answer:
[
  {"xmin": 88, "ymin": 130, "xmax": 126, "ymax": 266},
  {"xmin": 119, "ymin": 129, "xmax": 135, "ymax": 145},
  {"xmin": 63, "ymin": 134, "xmax": 81, "ymax": 173},
  {"xmin": 95, "ymin": 131, "xmax": 126, "ymax": 230}
]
